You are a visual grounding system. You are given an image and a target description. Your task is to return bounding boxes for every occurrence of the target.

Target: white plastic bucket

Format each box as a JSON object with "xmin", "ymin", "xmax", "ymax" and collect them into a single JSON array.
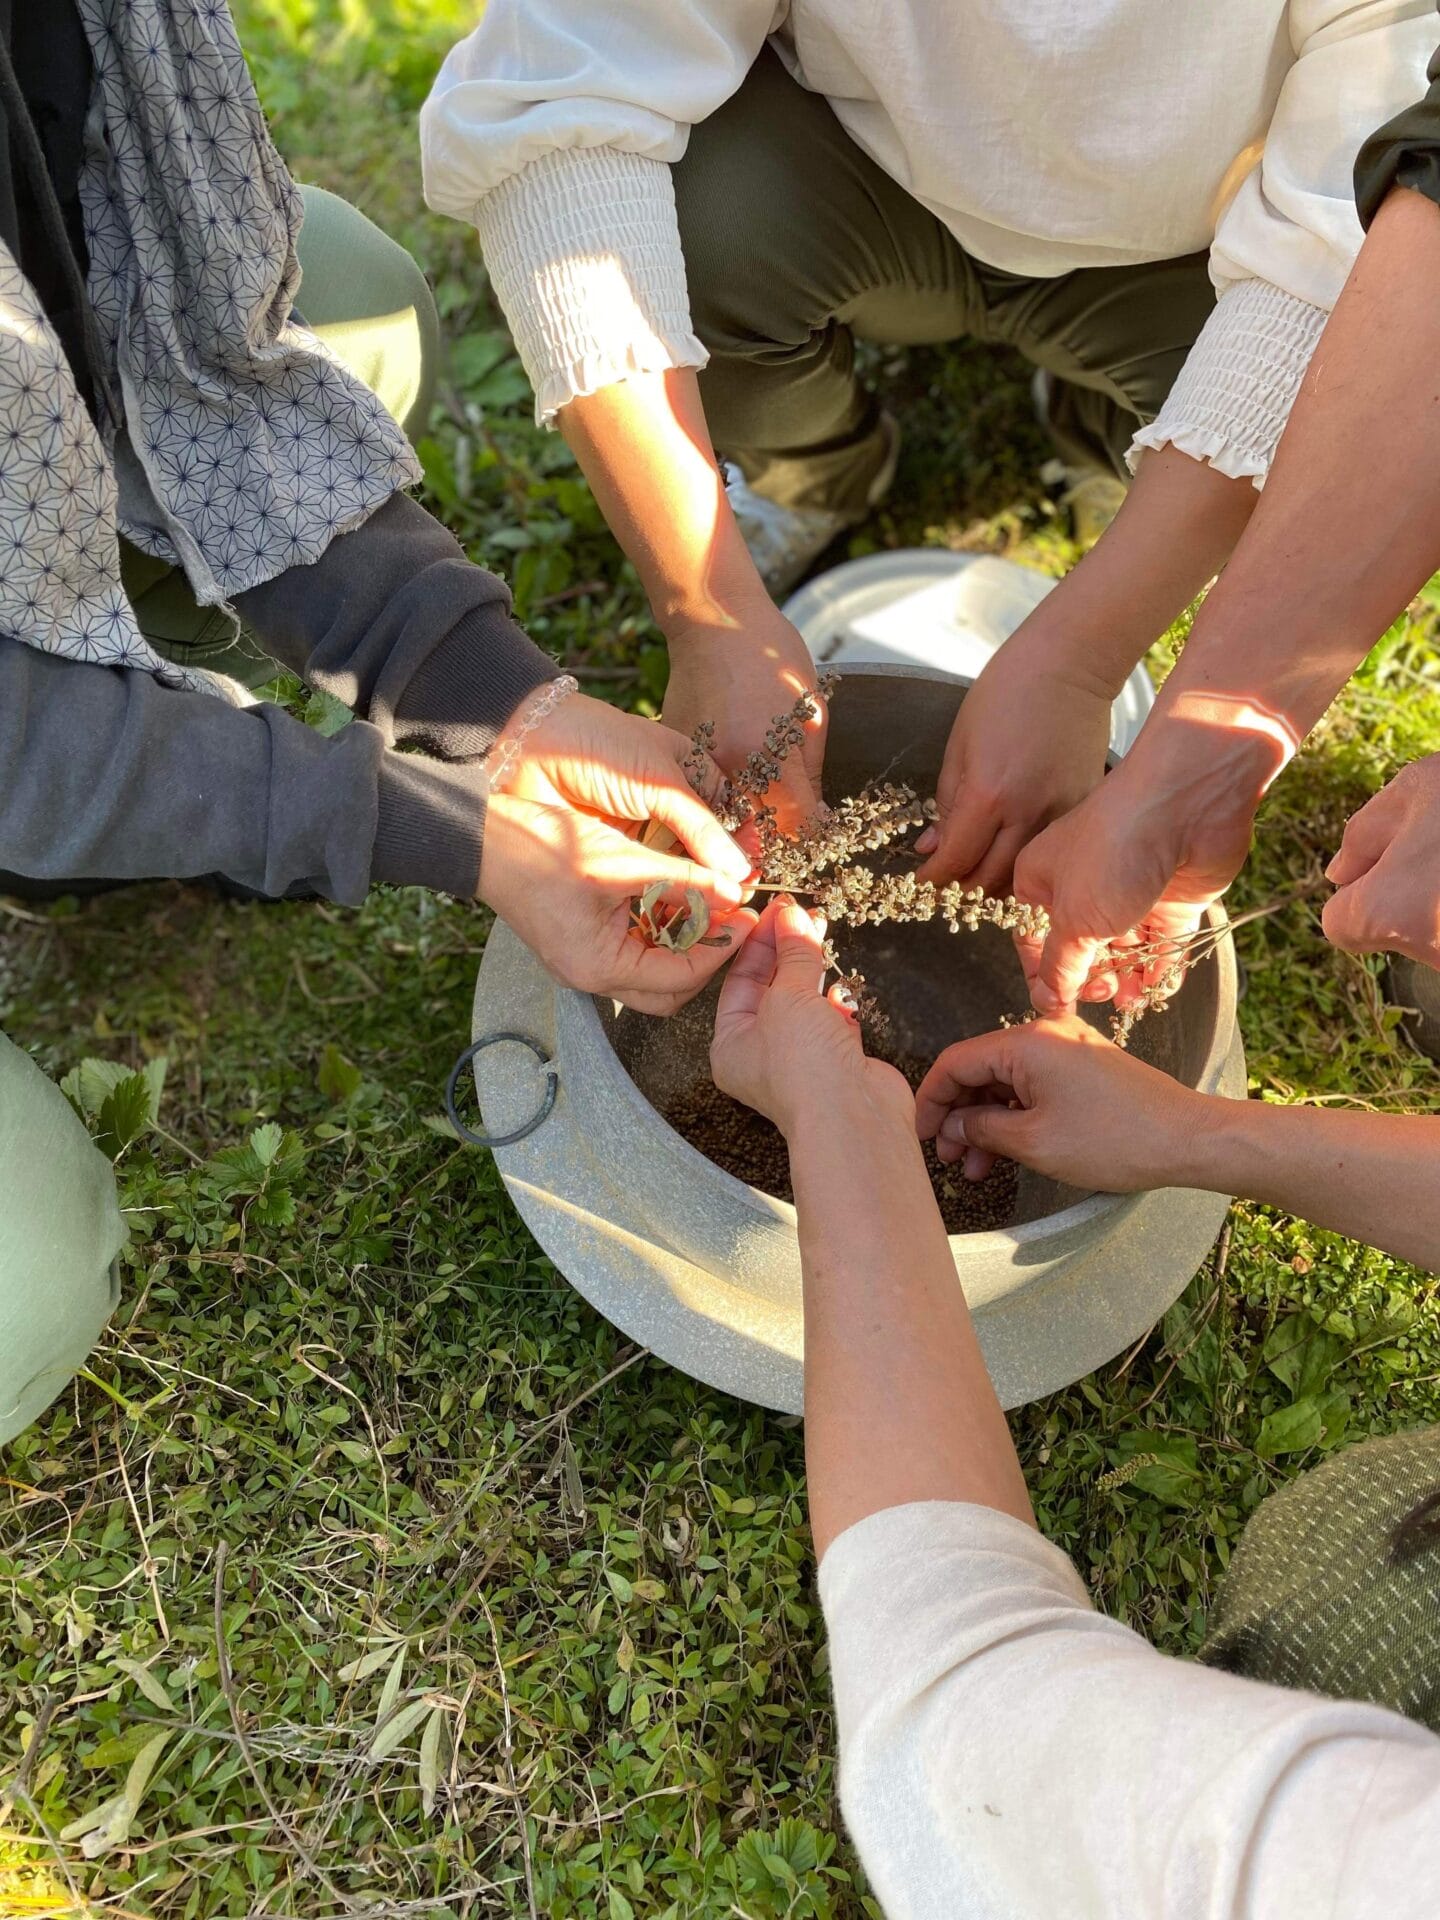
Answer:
[{"xmin": 784, "ymin": 549, "xmax": 1155, "ymax": 756}]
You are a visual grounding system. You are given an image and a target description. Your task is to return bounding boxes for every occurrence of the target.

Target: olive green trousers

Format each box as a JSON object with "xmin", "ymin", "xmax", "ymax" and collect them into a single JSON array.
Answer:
[
  {"xmin": 672, "ymin": 47, "xmax": 1217, "ymax": 514},
  {"xmin": 120, "ymin": 183, "xmax": 440, "ymax": 689}
]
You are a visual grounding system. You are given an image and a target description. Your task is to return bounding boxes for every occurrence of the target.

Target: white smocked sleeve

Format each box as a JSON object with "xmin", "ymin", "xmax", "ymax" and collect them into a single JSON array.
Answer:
[
  {"xmin": 1131, "ymin": 0, "xmax": 1435, "ymax": 487},
  {"xmin": 420, "ymin": 2, "xmax": 785, "ymax": 424},
  {"xmin": 819, "ymin": 1501, "xmax": 1440, "ymax": 1920}
]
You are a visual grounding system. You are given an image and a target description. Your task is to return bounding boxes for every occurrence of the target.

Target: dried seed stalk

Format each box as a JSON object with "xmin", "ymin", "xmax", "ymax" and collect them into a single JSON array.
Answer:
[{"xmin": 665, "ymin": 678, "xmax": 1271, "ymax": 1048}]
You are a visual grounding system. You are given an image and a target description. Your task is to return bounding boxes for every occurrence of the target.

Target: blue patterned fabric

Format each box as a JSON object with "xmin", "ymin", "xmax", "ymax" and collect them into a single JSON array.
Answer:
[{"xmin": 0, "ymin": 0, "xmax": 420, "ymax": 692}]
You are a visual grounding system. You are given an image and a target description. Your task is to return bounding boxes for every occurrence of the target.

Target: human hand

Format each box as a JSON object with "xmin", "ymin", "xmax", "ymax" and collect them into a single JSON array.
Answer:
[
  {"xmin": 711, "ymin": 897, "xmax": 910, "ymax": 1137},
  {"xmin": 1322, "ymin": 754, "xmax": 1440, "ymax": 969},
  {"xmin": 481, "ymin": 691, "xmax": 758, "ymax": 1016},
  {"xmin": 1013, "ymin": 708, "xmax": 1282, "ymax": 1013},
  {"xmin": 915, "ymin": 1014, "xmax": 1206, "ymax": 1190},
  {"xmin": 664, "ymin": 598, "xmax": 826, "ymax": 832},
  {"xmin": 915, "ymin": 632, "xmax": 1112, "ymax": 891}
]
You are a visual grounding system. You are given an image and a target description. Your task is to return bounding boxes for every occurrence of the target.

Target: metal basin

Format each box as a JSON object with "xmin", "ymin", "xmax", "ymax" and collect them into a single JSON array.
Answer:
[{"xmin": 472, "ymin": 663, "xmax": 1246, "ymax": 1412}]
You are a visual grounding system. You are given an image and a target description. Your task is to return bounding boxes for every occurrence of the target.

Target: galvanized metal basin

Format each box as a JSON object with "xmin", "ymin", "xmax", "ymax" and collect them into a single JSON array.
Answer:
[{"xmin": 472, "ymin": 663, "xmax": 1246, "ymax": 1412}]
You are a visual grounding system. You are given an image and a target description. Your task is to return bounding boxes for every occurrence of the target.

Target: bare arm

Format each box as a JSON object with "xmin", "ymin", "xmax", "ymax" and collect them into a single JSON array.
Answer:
[
  {"xmin": 918, "ymin": 1017, "xmax": 1440, "ymax": 1275},
  {"xmin": 560, "ymin": 372, "xmax": 824, "ymax": 816},
  {"xmin": 560, "ymin": 370, "xmax": 761, "ymax": 637},
  {"xmin": 1182, "ymin": 1100, "xmax": 1440, "ymax": 1273},
  {"xmin": 789, "ymin": 1085, "xmax": 1034, "ymax": 1556},
  {"xmin": 1026, "ymin": 186, "xmax": 1440, "ymax": 1008},
  {"xmin": 1153, "ymin": 188, "xmax": 1440, "ymax": 765},
  {"xmin": 917, "ymin": 444, "xmax": 1256, "ymax": 889},
  {"xmin": 708, "ymin": 900, "xmax": 1032, "ymax": 1559}
]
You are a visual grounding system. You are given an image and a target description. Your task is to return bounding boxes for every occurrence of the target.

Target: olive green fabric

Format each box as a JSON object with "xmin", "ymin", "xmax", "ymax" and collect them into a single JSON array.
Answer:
[
  {"xmin": 0, "ymin": 1033, "xmax": 125, "ymax": 1446},
  {"xmin": 122, "ymin": 183, "xmax": 440, "ymax": 688},
  {"xmin": 1201, "ymin": 1427, "xmax": 1440, "ymax": 1733},
  {"xmin": 671, "ymin": 47, "xmax": 1217, "ymax": 516},
  {"xmin": 1356, "ymin": 41, "xmax": 1440, "ymax": 229}
]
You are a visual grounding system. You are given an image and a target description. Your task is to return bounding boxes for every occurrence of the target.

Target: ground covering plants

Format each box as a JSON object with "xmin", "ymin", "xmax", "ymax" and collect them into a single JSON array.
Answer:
[{"xmin": 1, "ymin": 4, "xmax": 1438, "ymax": 1915}]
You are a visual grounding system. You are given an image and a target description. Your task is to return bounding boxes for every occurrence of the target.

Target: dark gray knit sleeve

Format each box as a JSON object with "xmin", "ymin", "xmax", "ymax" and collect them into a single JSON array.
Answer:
[
  {"xmin": 233, "ymin": 492, "xmax": 560, "ymax": 761},
  {"xmin": 1356, "ymin": 36, "xmax": 1440, "ymax": 227},
  {"xmin": 0, "ymin": 638, "xmax": 384, "ymax": 905}
]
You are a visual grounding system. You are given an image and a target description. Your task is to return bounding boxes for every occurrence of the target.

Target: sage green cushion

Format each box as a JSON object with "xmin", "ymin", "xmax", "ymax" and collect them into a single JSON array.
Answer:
[{"xmin": 0, "ymin": 1035, "xmax": 125, "ymax": 1445}]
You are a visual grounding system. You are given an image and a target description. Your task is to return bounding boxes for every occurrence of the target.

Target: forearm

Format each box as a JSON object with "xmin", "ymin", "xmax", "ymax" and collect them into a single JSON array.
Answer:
[
  {"xmin": 1023, "ymin": 446, "xmax": 1256, "ymax": 697},
  {"xmin": 558, "ymin": 369, "xmax": 770, "ymax": 639},
  {"xmin": 0, "ymin": 638, "xmax": 493, "ymax": 904},
  {"xmin": 1179, "ymin": 1095, "xmax": 1440, "ymax": 1271},
  {"xmin": 234, "ymin": 494, "xmax": 558, "ymax": 760},
  {"xmin": 788, "ymin": 1085, "xmax": 1032, "ymax": 1558},
  {"xmin": 1151, "ymin": 188, "xmax": 1440, "ymax": 746},
  {"xmin": 0, "ymin": 638, "xmax": 381, "ymax": 903}
]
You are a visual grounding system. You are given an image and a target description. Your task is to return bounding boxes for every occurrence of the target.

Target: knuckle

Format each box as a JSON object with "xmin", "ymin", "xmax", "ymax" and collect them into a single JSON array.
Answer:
[{"xmin": 1320, "ymin": 894, "xmax": 1360, "ymax": 948}]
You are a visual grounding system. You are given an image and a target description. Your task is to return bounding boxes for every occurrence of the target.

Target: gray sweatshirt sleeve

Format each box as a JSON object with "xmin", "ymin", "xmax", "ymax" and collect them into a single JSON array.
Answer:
[
  {"xmin": 0, "ymin": 639, "xmax": 491, "ymax": 905},
  {"xmin": 233, "ymin": 492, "xmax": 560, "ymax": 761}
]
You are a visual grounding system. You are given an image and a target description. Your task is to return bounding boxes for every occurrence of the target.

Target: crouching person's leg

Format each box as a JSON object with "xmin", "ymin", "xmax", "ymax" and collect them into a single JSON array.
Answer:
[{"xmin": 0, "ymin": 1035, "xmax": 125, "ymax": 1446}]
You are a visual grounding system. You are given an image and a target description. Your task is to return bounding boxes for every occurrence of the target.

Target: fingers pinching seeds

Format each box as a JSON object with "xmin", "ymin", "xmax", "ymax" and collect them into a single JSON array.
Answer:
[
  {"xmin": 1032, "ymin": 932, "xmax": 1102, "ymax": 1017},
  {"xmin": 772, "ymin": 896, "xmax": 828, "ymax": 984}
]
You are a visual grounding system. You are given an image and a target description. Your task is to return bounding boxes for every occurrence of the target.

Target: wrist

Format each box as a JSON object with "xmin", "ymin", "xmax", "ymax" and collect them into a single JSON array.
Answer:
[
  {"xmin": 1173, "ymin": 582, "xmax": 1371, "ymax": 757},
  {"xmin": 1129, "ymin": 696, "xmax": 1290, "ymax": 822},
  {"xmin": 1012, "ymin": 456, "xmax": 1243, "ymax": 702},
  {"xmin": 661, "ymin": 576, "xmax": 778, "ymax": 652},
  {"xmin": 1162, "ymin": 1086, "xmax": 1247, "ymax": 1195},
  {"xmin": 1002, "ymin": 608, "xmax": 1138, "ymax": 705},
  {"xmin": 783, "ymin": 1064, "xmax": 916, "ymax": 1158}
]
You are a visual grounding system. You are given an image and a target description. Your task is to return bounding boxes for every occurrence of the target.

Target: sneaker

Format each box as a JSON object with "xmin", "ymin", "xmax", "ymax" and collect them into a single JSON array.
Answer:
[
  {"xmin": 725, "ymin": 413, "xmax": 902, "ymax": 599},
  {"xmin": 1033, "ymin": 369, "xmax": 1128, "ymax": 546},
  {"xmin": 1387, "ymin": 956, "xmax": 1440, "ymax": 1061}
]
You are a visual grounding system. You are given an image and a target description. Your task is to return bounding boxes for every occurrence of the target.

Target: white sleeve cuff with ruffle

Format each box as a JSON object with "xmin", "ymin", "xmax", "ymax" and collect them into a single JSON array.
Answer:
[
  {"xmin": 1128, "ymin": 278, "xmax": 1330, "ymax": 491},
  {"xmin": 473, "ymin": 146, "xmax": 708, "ymax": 427}
]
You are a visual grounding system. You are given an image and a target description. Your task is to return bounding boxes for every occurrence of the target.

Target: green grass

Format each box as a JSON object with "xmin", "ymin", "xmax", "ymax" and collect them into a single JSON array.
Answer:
[{"xmin": 1, "ymin": 4, "xmax": 1438, "ymax": 1914}]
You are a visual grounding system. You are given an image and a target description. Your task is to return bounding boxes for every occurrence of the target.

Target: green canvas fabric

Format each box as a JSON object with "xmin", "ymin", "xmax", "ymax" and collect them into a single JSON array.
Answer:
[
  {"xmin": 1202, "ymin": 1427, "xmax": 1440, "ymax": 1733},
  {"xmin": 671, "ymin": 47, "xmax": 1217, "ymax": 516},
  {"xmin": 0, "ymin": 1032, "xmax": 125, "ymax": 1446},
  {"xmin": 122, "ymin": 184, "xmax": 441, "ymax": 689}
]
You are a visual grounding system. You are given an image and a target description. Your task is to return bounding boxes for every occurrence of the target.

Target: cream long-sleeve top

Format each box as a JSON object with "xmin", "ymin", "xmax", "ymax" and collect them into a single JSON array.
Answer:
[
  {"xmin": 421, "ymin": 0, "xmax": 1435, "ymax": 485},
  {"xmin": 818, "ymin": 1502, "xmax": 1440, "ymax": 1919}
]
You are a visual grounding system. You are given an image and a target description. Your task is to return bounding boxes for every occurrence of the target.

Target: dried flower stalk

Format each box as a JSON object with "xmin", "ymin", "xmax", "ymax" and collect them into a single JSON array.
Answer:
[{"xmin": 666, "ymin": 677, "xmax": 1271, "ymax": 1048}]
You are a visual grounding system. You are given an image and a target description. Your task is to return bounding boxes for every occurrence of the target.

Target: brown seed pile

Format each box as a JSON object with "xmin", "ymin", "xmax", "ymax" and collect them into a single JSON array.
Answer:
[{"xmin": 661, "ymin": 1051, "xmax": 1019, "ymax": 1235}]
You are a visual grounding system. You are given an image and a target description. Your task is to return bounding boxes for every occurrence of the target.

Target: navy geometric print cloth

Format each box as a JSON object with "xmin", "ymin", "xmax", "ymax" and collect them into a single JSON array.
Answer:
[{"xmin": 0, "ymin": 0, "xmax": 419, "ymax": 692}]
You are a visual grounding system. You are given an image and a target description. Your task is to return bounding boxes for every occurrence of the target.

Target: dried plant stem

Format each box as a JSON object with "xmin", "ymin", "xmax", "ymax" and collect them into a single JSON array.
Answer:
[
  {"xmin": 214, "ymin": 1540, "xmax": 349, "ymax": 1911},
  {"xmin": 665, "ymin": 679, "xmax": 1310, "ymax": 1050}
]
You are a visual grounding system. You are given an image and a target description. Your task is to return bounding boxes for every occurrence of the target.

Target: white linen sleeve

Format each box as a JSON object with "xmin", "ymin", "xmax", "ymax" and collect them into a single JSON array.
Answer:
[
  {"xmin": 420, "ymin": 2, "xmax": 786, "ymax": 423},
  {"xmin": 818, "ymin": 1501, "xmax": 1440, "ymax": 1920},
  {"xmin": 1132, "ymin": 0, "xmax": 1435, "ymax": 486}
]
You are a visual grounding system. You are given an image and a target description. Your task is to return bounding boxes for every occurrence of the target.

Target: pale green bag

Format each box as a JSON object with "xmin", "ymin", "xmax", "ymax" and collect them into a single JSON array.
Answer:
[{"xmin": 0, "ymin": 1034, "xmax": 125, "ymax": 1445}]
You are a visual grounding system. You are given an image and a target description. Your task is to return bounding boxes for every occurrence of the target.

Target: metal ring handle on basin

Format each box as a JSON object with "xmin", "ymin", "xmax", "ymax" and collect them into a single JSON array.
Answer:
[{"xmin": 445, "ymin": 1030, "xmax": 558, "ymax": 1149}]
